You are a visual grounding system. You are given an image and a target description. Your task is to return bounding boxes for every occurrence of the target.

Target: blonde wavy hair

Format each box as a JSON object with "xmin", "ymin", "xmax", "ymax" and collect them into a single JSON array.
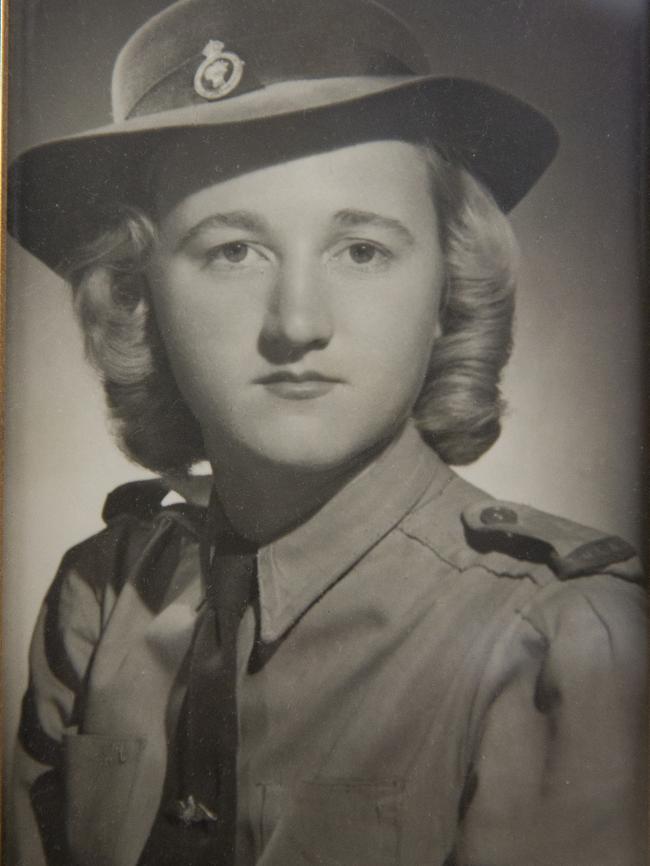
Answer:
[{"xmin": 67, "ymin": 144, "xmax": 518, "ymax": 473}]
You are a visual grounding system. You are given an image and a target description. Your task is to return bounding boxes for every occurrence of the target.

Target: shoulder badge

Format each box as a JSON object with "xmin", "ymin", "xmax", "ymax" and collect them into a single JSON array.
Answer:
[
  {"xmin": 462, "ymin": 499, "xmax": 638, "ymax": 579},
  {"xmin": 194, "ymin": 40, "xmax": 245, "ymax": 101}
]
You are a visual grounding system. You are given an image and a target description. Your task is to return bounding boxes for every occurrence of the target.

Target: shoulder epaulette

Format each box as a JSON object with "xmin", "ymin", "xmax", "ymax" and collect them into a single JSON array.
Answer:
[
  {"xmin": 102, "ymin": 479, "xmax": 170, "ymax": 524},
  {"xmin": 462, "ymin": 499, "xmax": 638, "ymax": 580}
]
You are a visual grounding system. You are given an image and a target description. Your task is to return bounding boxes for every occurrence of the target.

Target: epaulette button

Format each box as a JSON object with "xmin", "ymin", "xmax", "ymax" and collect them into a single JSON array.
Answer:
[{"xmin": 480, "ymin": 506, "xmax": 518, "ymax": 526}]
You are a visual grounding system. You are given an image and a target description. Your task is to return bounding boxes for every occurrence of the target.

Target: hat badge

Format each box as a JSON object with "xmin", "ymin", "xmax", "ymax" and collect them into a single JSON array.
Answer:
[{"xmin": 194, "ymin": 40, "xmax": 245, "ymax": 101}]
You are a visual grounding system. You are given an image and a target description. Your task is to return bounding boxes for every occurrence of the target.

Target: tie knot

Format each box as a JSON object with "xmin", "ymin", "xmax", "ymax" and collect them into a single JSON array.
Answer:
[{"xmin": 201, "ymin": 491, "xmax": 259, "ymax": 616}]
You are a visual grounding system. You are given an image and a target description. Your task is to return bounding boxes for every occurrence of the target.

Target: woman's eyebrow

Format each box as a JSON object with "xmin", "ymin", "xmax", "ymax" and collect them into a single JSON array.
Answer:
[
  {"xmin": 175, "ymin": 210, "xmax": 267, "ymax": 252},
  {"xmin": 333, "ymin": 209, "xmax": 415, "ymax": 246}
]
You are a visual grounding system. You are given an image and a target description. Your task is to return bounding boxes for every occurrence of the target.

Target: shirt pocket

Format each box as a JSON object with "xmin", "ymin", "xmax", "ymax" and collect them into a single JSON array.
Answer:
[
  {"xmin": 63, "ymin": 732, "xmax": 145, "ymax": 866},
  {"xmin": 256, "ymin": 779, "xmax": 403, "ymax": 866}
]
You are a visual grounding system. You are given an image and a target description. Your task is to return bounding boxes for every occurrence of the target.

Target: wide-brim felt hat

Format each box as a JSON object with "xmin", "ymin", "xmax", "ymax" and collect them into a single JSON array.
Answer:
[{"xmin": 7, "ymin": 0, "xmax": 559, "ymax": 276}]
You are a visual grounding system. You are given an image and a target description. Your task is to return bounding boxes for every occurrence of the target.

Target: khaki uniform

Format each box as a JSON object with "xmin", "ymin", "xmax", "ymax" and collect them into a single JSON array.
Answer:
[{"xmin": 12, "ymin": 424, "xmax": 646, "ymax": 866}]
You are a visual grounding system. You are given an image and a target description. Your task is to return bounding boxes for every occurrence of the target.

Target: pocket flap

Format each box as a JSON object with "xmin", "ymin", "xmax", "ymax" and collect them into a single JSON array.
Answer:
[{"xmin": 258, "ymin": 779, "xmax": 403, "ymax": 866}]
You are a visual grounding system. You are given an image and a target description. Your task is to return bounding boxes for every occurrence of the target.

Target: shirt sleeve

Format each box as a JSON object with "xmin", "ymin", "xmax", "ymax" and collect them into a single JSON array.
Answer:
[
  {"xmin": 8, "ymin": 522, "xmax": 130, "ymax": 866},
  {"xmin": 455, "ymin": 574, "xmax": 647, "ymax": 866}
]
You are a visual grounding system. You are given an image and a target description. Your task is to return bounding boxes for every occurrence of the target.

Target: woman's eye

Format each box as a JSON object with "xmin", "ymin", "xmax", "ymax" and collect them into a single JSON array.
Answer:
[
  {"xmin": 331, "ymin": 241, "xmax": 391, "ymax": 270},
  {"xmin": 210, "ymin": 241, "xmax": 250, "ymax": 263},
  {"xmin": 348, "ymin": 243, "xmax": 379, "ymax": 264}
]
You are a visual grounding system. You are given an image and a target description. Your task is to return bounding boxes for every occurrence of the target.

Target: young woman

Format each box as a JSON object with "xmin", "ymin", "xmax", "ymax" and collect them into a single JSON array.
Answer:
[{"xmin": 8, "ymin": 0, "xmax": 645, "ymax": 864}]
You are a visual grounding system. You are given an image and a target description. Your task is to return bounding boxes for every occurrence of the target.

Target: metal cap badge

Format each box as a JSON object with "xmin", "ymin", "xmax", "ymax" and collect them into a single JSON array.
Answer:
[{"xmin": 194, "ymin": 40, "xmax": 245, "ymax": 100}]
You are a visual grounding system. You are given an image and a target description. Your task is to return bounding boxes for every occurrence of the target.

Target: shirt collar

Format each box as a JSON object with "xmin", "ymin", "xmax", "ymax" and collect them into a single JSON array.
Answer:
[{"xmin": 251, "ymin": 422, "xmax": 451, "ymax": 644}]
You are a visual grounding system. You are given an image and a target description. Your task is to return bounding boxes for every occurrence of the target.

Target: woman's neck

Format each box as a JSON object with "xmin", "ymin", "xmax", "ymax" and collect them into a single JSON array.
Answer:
[{"xmin": 207, "ymin": 438, "xmax": 392, "ymax": 545}]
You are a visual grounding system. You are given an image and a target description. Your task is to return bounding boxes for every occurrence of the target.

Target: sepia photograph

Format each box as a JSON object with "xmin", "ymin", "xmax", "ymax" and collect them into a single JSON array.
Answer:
[{"xmin": 3, "ymin": 0, "xmax": 647, "ymax": 863}]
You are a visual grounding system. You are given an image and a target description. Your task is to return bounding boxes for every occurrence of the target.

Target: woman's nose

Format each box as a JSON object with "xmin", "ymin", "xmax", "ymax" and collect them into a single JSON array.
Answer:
[{"xmin": 261, "ymin": 257, "xmax": 334, "ymax": 355}]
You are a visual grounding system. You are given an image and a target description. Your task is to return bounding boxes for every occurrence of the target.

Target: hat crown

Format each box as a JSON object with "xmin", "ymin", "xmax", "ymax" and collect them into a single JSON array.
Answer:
[{"xmin": 112, "ymin": 0, "xmax": 430, "ymax": 122}]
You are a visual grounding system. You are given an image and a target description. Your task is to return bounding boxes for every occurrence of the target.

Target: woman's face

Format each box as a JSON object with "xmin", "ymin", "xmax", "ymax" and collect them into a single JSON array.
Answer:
[{"xmin": 147, "ymin": 140, "xmax": 444, "ymax": 473}]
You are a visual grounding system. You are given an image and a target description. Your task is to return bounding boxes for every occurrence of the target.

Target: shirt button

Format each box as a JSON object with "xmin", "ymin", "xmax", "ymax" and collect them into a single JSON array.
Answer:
[{"xmin": 480, "ymin": 505, "xmax": 518, "ymax": 526}]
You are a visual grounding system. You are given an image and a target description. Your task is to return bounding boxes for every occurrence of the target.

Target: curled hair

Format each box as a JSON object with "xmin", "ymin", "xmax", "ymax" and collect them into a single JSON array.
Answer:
[
  {"xmin": 414, "ymin": 147, "xmax": 517, "ymax": 463},
  {"xmin": 67, "ymin": 146, "xmax": 517, "ymax": 472},
  {"xmin": 67, "ymin": 207, "xmax": 205, "ymax": 472}
]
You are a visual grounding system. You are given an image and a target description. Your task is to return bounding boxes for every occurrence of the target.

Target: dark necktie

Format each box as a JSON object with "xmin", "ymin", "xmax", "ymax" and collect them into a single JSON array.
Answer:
[{"xmin": 139, "ymin": 511, "xmax": 257, "ymax": 866}]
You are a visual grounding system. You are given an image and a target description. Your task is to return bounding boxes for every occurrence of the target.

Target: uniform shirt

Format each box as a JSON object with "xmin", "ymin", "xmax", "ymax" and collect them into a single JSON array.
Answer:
[{"xmin": 12, "ymin": 423, "xmax": 647, "ymax": 866}]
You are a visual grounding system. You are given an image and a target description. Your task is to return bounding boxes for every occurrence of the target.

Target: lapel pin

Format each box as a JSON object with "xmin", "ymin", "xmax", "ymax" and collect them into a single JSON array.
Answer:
[{"xmin": 171, "ymin": 795, "xmax": 219, "ymax": 826}]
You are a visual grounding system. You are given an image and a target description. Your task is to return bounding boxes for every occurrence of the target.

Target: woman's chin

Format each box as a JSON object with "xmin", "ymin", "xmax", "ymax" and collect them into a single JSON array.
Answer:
[{"xmin": 211, "ymin": 419, "xmax": 391, "ymax": 479}]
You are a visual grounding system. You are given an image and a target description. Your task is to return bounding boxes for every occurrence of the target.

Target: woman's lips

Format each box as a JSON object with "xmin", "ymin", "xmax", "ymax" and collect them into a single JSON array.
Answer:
[{"xmin": 255, "ymin": 371, "xmax": 342, "ymax": 400}]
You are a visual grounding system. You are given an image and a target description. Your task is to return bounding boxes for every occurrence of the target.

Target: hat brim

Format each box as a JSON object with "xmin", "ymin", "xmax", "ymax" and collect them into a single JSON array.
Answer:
[{"xmin": 7, "ymin": 75, "xmax": 558, "ymax": 275}]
